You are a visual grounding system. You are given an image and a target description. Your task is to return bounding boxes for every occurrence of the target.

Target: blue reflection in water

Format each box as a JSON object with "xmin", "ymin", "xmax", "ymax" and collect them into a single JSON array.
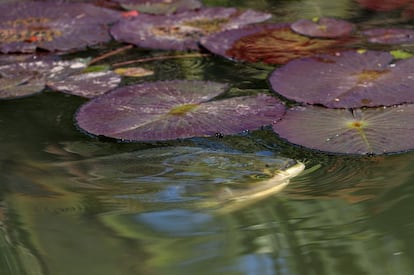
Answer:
[{"xmin": 135, "ymin": 209, "xmax": 215, "ymax": 236}]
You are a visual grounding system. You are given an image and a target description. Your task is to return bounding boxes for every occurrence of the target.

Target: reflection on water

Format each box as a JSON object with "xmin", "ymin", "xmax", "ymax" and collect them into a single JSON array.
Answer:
[
  {"xmin": 1, "ymin": 0, "xmax": 414, "ymax": 274},
  {"xmin": 2, "ymin": 142, "xmax": 414, "ymax": 274}
]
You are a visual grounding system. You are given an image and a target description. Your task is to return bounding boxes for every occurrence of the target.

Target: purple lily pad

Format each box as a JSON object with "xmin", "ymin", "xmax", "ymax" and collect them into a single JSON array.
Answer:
[
  {"xmin": 272, "ymin": 104, "xmax": 414, "ymax": 155},
  {"xmin": 110, "ymin": 7, "xmax": 271, "ymax": 51},
  {"xmin": 291, "ymin": 17, "xmax": 354, "ymax": 38},
  {"xmin": 116, "ymin": 0, "xmax": 202, "ymax": 14},
  {"xmin": 269, "ymin": 50, "xmax": 414, "ymax": 108},
  {"xmin": 0, "ymin": 60, "xmax": 86, "ymax": 99},
  {"xmin": 0, "ymin": 2, "xmax": 121, "ymax": 53},
  {"xmin": 362, "ymin": 28, "xmax": 414, "ymax": 44},
  {"xmin": 75, "ymin": 80, "xmax": 285, "ymax": 141},
  {"xmin": 200, "ymin": 23, "xmax": 351, "ymax": 65},
  {"xmin": 0, "ymin": 59, "xmax": 120, "ymax": 99},
  {"xmin": 47, "ymin": 71, "xmax": 121, "ymax": 98}
]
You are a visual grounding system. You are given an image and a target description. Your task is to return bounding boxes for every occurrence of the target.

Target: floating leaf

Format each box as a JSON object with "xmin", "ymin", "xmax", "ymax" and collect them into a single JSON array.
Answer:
[
  {"xmin": 201, "ymin": 23, "xmax": 351, "ymax": 65},
  {"xmin": 291, "ymin": 17, "xmax": 354, "ymax": 38},
  {"xmin": 0, "ymin": 75, "xmax": 44, "ymax": 99},
  {"xmin": 0, "ymin": 2, "xmax": 121, "ymax": 53},
  {"xmin": 0, "ymin": 60, "xmax": 86, "ymax": 99},
  {"xmin": 47, "ymin": 71, "xmax": 121, "ymax": 98},
  {"xmin": 82, "ymin": 65, "xmax": 111, "ymax": 73},
  {"xmin": 114, "ymin": 67, "xmax": 154, "ymax": 77},
  {"xmin": 0, "ymin": 59, "xmax": 120, "ymax": 99},
  {"xmin": 269, "ymin": 50, "xmax": 414, "ymax": 108},
  {"xmin": 75, "ymin": 80, "xmax": 285, "ymax": 141},
  {"xmin": 117, "ymin": 0, "xmax": 202, "ymax": 15},
  {"xmin": 272, "ymin": 105, "xmax": 414, "ymax": 155},
  {"xmin": 390, "ymin": 49, "xmax": 413, "ymax": 59},
  {"xmin": 110, "ymin": 7, "xmax": 271, "ymax": 51},
  {"xmin": 362, "ymin": 28, "xmax": 414, "ymax": 44},
  {"xmin": 356, "ymin": 0, "xmax": 410, "ymax": 11}
]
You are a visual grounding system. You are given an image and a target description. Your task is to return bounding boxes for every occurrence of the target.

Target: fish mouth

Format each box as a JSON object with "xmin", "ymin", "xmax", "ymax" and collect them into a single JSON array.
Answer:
[{"xmin": 279, "ymin": 161, "xmax": 306, "ymax": 178}]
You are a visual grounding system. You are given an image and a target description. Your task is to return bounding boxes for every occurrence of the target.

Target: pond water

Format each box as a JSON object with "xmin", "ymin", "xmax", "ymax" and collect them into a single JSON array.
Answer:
[{"xmin": 2, "ymin": 0, "xmax": 414, "ymax": 274}]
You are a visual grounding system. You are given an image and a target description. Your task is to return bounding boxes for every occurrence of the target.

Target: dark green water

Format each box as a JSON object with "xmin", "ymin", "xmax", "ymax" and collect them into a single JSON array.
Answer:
[{"xmin": 1, "ymin": 0, "xmax": 414, "ymax": 274}]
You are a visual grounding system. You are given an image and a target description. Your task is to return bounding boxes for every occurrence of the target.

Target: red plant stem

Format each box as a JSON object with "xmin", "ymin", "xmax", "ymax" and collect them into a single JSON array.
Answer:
[
  {"xmin": 112, "ymin": 53, "xmax": 211, "ymax": 67},
  {"xmin": 88, "ymin": 45, "xmax": 134, "ymax": 65}
]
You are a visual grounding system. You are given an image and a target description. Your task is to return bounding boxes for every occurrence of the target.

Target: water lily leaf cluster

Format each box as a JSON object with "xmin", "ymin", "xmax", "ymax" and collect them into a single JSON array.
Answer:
[
  {"xmin": 110, "ymin": 7, "xmax": 272, "ymax": 51},
  {"xmin": 1, "ymin": 1, "xmax": 414, "ymax": 156},
  {"xmin": 0, "ymin": 2, "xmax": 121, "ymax": 53},
  {"xmin": 116, "ymin": 0, "xmax": 202, "ymax": 15},
  {"xmin": 269, "ymin": 50, "xmax": 414, "ymax": 155},
  {"xmin": 0, "ymin": 59, "xmax": 121, "ymax": 99}
]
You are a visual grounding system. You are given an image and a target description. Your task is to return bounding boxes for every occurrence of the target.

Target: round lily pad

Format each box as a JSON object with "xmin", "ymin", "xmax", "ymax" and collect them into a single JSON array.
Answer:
[
  {"xmin": 201, "ymin": 23, "xmax": 350, "ymax": 65},
  {"xmin": 291, "ymin": 17, "xmax": 354, "ymax": 38},
  {"xmin": 75, "ymin": 80, "xmax": 286, "ymax": 141},
  {"xmin": 272, "ymin": 104, "xmax": 414, "ymax": 155},
  {"xmin": 0, "ymin": 2, "xmax": 121, "ymax": 53},
  {"xmin": 110, "ymin": 7, "xmax": 271, "ymax": 51},
  {"xmin": 269, "ymin": 50, "xmax": 414, "ymax": 108},
  {"xmin": 362, "ymin": 28, "xmax": 414, "ymax": 44},
  {"xmin": 116, "ymin": 0, "xmax": 202, "ymax": 15}
]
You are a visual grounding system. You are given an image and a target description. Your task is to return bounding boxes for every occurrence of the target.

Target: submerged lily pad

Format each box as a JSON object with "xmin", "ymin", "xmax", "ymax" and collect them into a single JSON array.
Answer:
[
  {"xmin": 0, "ymin": 2, "xmax": 120, "ymax": 53},
  {"xmin": 291, "ymin": 17, "xmax": 354, "ymax": 38},
  {"xmin": 272, "ymin": 105, "xmax": 414, "ymax": 155},
  {"xmin": 110, "ymin": 7, "xmax": 271, "ymax": 51},
  {"xmin": 201, "ymin": 23, "xmax": 350, "ymax": 65},
  {"xmin": 0, "ymin": 59, "xmax": 120, "ymax": 99},
  {"xmin": 117, "ymin": 0, "xmax": 202, "ymax": 14},
  {"xmin": 362, "ymin": 28, "xmax": 414, "ymax": 44},
  {"xmin": 269, "ymin": 50, "xmax": 414, "ymax": 108},
  {"xmin": 75, "ymin": 80, "xmax": 285, "ymax": 141}
]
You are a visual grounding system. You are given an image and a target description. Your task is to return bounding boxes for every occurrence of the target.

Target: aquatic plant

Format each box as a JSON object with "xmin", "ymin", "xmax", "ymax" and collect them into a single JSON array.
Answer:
[
  {"xmin": 0, "ymin": 59, "xmax": 120, "ymax": 99},
  {"xmin": 362, "ymin": 28, "xmax": 414, "ymax": 44},
  {"xmin": 116, "ymin": 0, "xmax": 202, "ymax": 15},
  {"xmin": 291, "ymin": 17, "xmax": 354, "ymax": 38},
  {"xmin": 201, "ymin": 23, "xmax": 351, "ymax": 65},
  {"xmin": 269, "ymin": 50, "xmax": 414, "ymax": 108},
  {"xmin": 0, "ymin": 2, "xmax": 120, "ymax": 53},
  {"xmin": 272, "ymin": 104, "xmax": 414, "ymax": 155},
  {"xmin": 75, "ymin": 80, "xmax": 285, "ymax": 141},
  {"xmin": 110, "ymin": 7, "xmax": 271, "ymax": 51}
]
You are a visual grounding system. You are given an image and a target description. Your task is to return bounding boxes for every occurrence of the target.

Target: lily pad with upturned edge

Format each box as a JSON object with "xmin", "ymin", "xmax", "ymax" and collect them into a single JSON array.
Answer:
[
  {"xmin": 110, "ymin": 7, "xmax": 272, "ymax": 51},
  {"xmin": 75, "ymin": 80, "xmax": 286, "ymax": 141},
  {"xmin": 269, "ymin": 50, "xmax": 414, "ymax": 108},
  {"xmin": 272, "ymin": 104, "xmax": 414, "ymax": 155}
]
